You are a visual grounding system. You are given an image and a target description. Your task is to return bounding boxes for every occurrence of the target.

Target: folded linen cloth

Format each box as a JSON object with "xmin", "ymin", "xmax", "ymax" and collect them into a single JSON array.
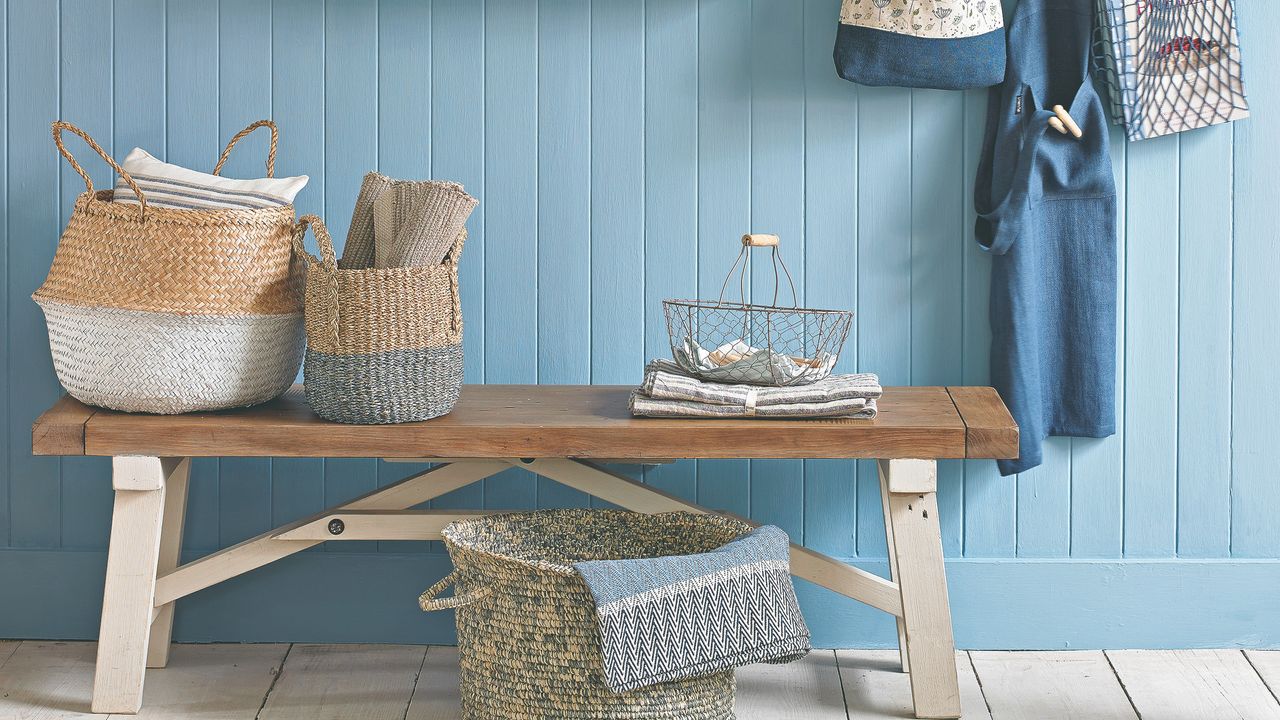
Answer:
[
  {"xmin": 630, "ymin": 359, "xmax": 881, "ymax": 419},
  {"xmin": 573, "ymin": 525, "xmax": 810, "ymax": 693},
  {"xmin": 631, "ymin": 392, "xmax": 877, "ymax": 419}
]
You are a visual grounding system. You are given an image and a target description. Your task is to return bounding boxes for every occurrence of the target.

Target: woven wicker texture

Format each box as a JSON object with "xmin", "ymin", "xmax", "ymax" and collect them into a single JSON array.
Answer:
[
  {"xmin": 422, "ymin": 509, "xmax": 748, "ymax": 720},
  {"xmin": 37, "ymin": 297, "xmax": 304, "ymax": 414},
  {"xmin": 294, "ymin": 214, "xmax": 464, "ymax": 424},
  {"xmin": 33, "ymin": 120, "xmax": 305, "ymax": 414},
  {"xmin": 36, "ymin": 122, "xmax": 302, "ymax": 316},
  {"xmin": 303, "ymin": 344, "xmax": 463, "ymax": 424}
]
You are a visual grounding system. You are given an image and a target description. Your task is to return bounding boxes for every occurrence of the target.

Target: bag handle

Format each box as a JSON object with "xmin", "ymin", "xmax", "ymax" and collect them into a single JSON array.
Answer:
[
  {"xmin": 418, "ymin": 571, "xmax": 493, "ymax": 612},
  {"xmin": 292, "ymin": 214, "xmax": 341, "ymax": 347},
  {"xmin": 51, "ymin": 121, "xmax": 148, "ymax": 216},
  {"xmin": 213, "ymin": 119, "xmax": 278, "ymax": 178}
]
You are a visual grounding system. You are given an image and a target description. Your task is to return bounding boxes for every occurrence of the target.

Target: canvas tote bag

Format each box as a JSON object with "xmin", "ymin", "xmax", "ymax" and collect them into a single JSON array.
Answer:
[{"xmin": 834, "ymin": 0, "xmax": 1007, "ymax": 90}]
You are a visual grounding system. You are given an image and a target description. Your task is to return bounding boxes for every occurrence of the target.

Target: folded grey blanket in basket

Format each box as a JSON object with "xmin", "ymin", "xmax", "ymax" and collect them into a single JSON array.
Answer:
[
  {"xmin": 630, "ymin": 359, "xmax": 881, "ymax": 419},
  {"xmin": 573, "ymin": 525, "xmax": 811, "ymax": 693}
]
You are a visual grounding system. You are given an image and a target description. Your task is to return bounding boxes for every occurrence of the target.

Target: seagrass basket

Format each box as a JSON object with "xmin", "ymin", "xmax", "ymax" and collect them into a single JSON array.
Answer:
[
  {"xmin": 33, "ymin": 120, "xmax": 304, "ymax": 414},
  {"xmin": 292, "ymin": 215, "xmax": 464, "ymax": 424},
  {"xmin": 419, "ymin": 509, "xmax": 749, "ymax": 720}
]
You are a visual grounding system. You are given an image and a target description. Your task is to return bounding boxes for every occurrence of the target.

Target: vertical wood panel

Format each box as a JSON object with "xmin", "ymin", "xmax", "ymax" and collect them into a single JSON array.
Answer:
[
  {"xmin": 1016, "ymin": 439, "xmax": 1071, "ymax": 556},
  {"xmin": 910, "ymin": 88, "xmax": 965, "ymax": 555},
  {"xmin": 746, "ymin": 0, "xmax": 805, "ymax": 538},
  {"xmin": 693, "ymin": 0, "xmax": 751, "ymax": 519},
  {"xmin": 590, "ymin": 0, "xmax": 644, "ymax": 387},
  {"xmin": 536, "ymin": 0, "xmax": 592, "ymax": 507},
  {"xmin": 1176, "ymin": 125, "xmax": 1232, "ymax": 558},
  {"xmin": 0, "ymin": 0, "xmax": 7, "ymax": 546},
  {"xmin": 1231, "ymin": 4, "xmax": 1280, "ymax": 557},
  {"xmin": 801, "ymin": 0, "xmax": 857, "ymax": 557},
  {"xmin": 1124, "ymin": 134, "xmax": 1179, "ymax": 557},
  {"xmin": 482, "ymin": 0, "xmax": 540, "ymax": 510},
  {"xmin": 961, "ymin": 87, "xmax": 1015, "ymax": 558},
  {"xmin": 641, "ymin": 0, "xmax": 699, "ymax": 502},
  {"xmin": 323, "ymin": 0, "xmax": 380, "ymax": 544},
  {"xmin": 272, "ymin": 0, "xmax": 328, "ymax": 544},
  {"xmin": 57, "ymin": 0, "xmax": 113, "ymax": 550},
  {"xmin": 9, "ymin": 0, "xmax": 62, "ymax": 548},
  {"xmin": 217, "ymin": 0, "xmax": 276, "ymax": 547},
  {"xmin": 429, "ymin": 0, "xmax": 486, "ymax": 516},
  {"xmin": 855, "ymin": 85, "xmax": 911, "ymax": 556},
  {"xmin": 1070, "ymin": 125, "xmax": 1128, "ymax": 558}
]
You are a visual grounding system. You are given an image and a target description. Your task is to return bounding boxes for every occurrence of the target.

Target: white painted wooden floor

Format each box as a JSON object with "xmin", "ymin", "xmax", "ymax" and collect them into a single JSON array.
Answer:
[{"xmin": 2, "ymin": 641, "xmax": 1279, "ymax": 719}]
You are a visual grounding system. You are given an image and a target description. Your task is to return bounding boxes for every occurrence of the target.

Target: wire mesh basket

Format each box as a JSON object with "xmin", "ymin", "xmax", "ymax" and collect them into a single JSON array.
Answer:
[
  {"xmin": 662, "ymin": 234, "xmax": 853, "ymax": 387},
  {"xmin": 1092, "ymin": 0, "xmax": 1249, "ymax": 141}
]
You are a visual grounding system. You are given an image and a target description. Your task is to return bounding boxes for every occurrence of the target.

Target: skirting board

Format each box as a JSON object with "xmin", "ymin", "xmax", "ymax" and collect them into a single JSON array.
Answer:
[{"xmin": 1, "ymin": 548, "xmax": 1277, "ymax": 649}]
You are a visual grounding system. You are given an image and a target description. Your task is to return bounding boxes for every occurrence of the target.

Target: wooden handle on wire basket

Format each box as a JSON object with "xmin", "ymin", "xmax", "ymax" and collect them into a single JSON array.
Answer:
[{"xmin": 742, "ymin": 233, "xmax": 779, "ymax": 247}]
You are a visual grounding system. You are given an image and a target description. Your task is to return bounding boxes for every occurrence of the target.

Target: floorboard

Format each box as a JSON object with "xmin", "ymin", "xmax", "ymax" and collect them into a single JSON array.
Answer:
[
  {"xmin": 109, "ymin": 644, "xmax": 290, "ymax": 720},
  {"xmin": 404, "ymin": 646, "xmax": 461, "ymax": 720},
  {"xmin": 1108, "ymin": 650, "xmax": 1280, "ymax": 720},
  {"xmin": 838, "ymin": 650, "xmax": 991, "ymax": 719},
  {"xmin": 0, "ymin": 639, "xmax": 20, "ymax": 668},
  {"xmin": 970, "ymin": 650, "xmax": 1139, "ymax": 720},
  {"xmin": 1247, "ymin": 651, "xmax": 1280, "ymax": 705},
  {"xmin": 257, "ymin": 644, "xmax": 427, "ymax": 720},
  {"xmin": 734, "ymin": 651, "xmax": 848, "ymax": 719},
  {"xmin": 0, "ymin": 641, "xmax": 100, "ymax": 719}
]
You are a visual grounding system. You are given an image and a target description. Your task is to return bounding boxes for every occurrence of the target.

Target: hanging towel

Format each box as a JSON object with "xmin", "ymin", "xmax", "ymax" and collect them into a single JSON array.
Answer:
[
  {"xmin": 573, "ymin": 525, "xmax": 810, "ymax": 694},
  {"xmin": 631, "ymin": 360, "xmax": 881, "ymax": 419},
  {"xmin": 974, "ymin": 0, "xmax": 1118, "ymax": 475}
]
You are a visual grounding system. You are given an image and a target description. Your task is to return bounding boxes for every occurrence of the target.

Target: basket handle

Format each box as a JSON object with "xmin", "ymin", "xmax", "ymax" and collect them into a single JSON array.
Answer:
[
  {"xmin": 418, "ymin": 571, "xmax": 493, "ymax": 612},
  {"xmin": 715, "ymin": 234, "xmax": 799, "ymax": 309},
  {"xmin": 51, "ymin": 121, "xmax": 148, "ymax": 216},
  {"xmin": 213, "ymin": 119, "xmax": 278, "ymax": 178},
  {"xmin": 292, "ymin": 214, "xmax": 342, "ymax": 347}
]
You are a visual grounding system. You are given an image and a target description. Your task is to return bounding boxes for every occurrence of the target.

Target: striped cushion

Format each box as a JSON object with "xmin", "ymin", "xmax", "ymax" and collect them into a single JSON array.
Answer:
[{"xmin": 112, "ymin": 147, "xmax": 308, "ymax": 211}]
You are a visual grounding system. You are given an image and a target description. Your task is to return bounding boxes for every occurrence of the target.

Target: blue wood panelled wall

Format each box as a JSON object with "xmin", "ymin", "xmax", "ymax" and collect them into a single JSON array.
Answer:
[{"xmin": 2, "ymin": 0, "xmax": 1278, "ymax": 648}]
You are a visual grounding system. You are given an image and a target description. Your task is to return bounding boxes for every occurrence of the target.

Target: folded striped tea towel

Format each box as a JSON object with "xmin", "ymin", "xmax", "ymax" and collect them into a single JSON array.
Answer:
[
  {"xmin": 630, "ymin": 359, "xmax": 881, "ymax": 419},
  {"xmin": 573, "ymin": 525, "xmax": 810, "ymax": 693}
]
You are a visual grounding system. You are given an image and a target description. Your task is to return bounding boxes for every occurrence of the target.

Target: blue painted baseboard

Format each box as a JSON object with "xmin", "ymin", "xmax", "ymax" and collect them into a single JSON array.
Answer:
[{"xmin": 3, "ymin": 548, "xmax": 1276, "ymax": 649}]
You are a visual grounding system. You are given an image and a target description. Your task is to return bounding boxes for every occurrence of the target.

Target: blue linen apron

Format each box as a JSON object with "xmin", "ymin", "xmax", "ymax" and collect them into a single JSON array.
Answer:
[{"xmin": 974, "ymin": 0, "xmax": 1118, "ymax": 476}]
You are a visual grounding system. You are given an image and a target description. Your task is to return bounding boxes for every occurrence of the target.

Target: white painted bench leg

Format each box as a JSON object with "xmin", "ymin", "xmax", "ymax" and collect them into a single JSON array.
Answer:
[
  {"xmin": 879, "ymin": 459, "xmax": 961, "ymax": 720},
  {"xmin": 879, "ymin": 465, "xmax": 910, "ymax": 674},
  {"xmin": 92, "ymin": 457, "xmax": 172, "ymax": 714},
  {"xmin": 147, "ymin": 458, "xmax": 190, "ymax": 668}
]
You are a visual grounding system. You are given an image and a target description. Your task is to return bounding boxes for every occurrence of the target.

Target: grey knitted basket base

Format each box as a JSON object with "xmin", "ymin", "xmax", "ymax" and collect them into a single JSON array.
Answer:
[
  {"xmin": 37, "ymin": 297, "xmax": 305, "ymax": 414},
  {"xmin": 303, "ymin": 344, "xmax": 463, "ymax": 424}
]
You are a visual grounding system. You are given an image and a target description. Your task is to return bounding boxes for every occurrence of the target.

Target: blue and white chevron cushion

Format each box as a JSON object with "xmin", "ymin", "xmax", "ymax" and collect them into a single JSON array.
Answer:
[{"xmin": 574, "ymin": 525, "xmax": 811, "ymax": 694}]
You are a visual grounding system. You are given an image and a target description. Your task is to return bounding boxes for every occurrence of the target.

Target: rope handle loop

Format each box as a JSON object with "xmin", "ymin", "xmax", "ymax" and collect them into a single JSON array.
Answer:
[
  {"xmin": 292, "ymin": 214, "xmax": 342, "ymax": 347},
  {"xmin": 51, "ymin": 121, "xmax": 148, "ymax": 216},
  {"xmin": 418, "ymin": 571, "xmax": 493, "ymax": 612},
  {"xmin": 213, "ymin": 119, "xmax": 279, "ymax": 178}
]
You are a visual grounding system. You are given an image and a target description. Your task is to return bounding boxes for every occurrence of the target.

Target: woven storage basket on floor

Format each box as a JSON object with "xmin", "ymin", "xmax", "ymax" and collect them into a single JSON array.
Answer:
[
  {"xmin": 33, "ymin": 120, "xmax": 304, "ymax": 414},
  {"xmin": 419, "ymin": 509, "xmax": 749, "ymax": 720},
  {"xmin": 292, "ymin": 215, "xmax": 464, "ymax": 424}
]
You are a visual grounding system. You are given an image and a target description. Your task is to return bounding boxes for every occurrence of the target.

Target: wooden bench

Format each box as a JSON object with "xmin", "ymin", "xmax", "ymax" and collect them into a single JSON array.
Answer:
[{"xmin": 33, "ymin": 384, "xmax": 1017, "ymax": 719}]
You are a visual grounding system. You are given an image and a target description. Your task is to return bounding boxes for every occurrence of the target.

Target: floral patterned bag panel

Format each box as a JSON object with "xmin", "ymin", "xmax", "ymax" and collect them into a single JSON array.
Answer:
[{"xmin": 834, "ymin": 0, "xmax": 1007, "ymax": 90}]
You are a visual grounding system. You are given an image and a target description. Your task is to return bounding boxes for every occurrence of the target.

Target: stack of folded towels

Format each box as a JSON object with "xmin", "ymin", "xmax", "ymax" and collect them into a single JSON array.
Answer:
[{"xmin": 630, "ymin": 358, "xmax": 882, "ymax": 419}]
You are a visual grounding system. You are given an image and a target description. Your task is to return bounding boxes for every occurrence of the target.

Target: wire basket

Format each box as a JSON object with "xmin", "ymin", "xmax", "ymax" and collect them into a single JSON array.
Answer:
[{"xmin": 662, "ymin": 234, "xmax": 853, "ymax": 387}]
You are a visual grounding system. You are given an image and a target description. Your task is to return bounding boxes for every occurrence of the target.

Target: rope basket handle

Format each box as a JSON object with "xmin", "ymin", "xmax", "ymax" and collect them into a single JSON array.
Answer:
[
  {"xmin": 51, "ymin": 121, "xmax": 148, "ymax": 216},
  {"xmin": 292, "ymin": 214, "xmax": 341, "ymax": 347},
  {"xmin": 213, "ymin": 119, "xmax": 278, "ymax": 178},
  {"xmin": 418, "ymin": 571, "xmax": 493, "ymax": 612}
]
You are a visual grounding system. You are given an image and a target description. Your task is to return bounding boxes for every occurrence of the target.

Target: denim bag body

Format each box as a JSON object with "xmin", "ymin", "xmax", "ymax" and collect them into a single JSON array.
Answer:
[{"xmin": 834, "ymin": 0, "xmax": 1006, "ymax": 90}]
